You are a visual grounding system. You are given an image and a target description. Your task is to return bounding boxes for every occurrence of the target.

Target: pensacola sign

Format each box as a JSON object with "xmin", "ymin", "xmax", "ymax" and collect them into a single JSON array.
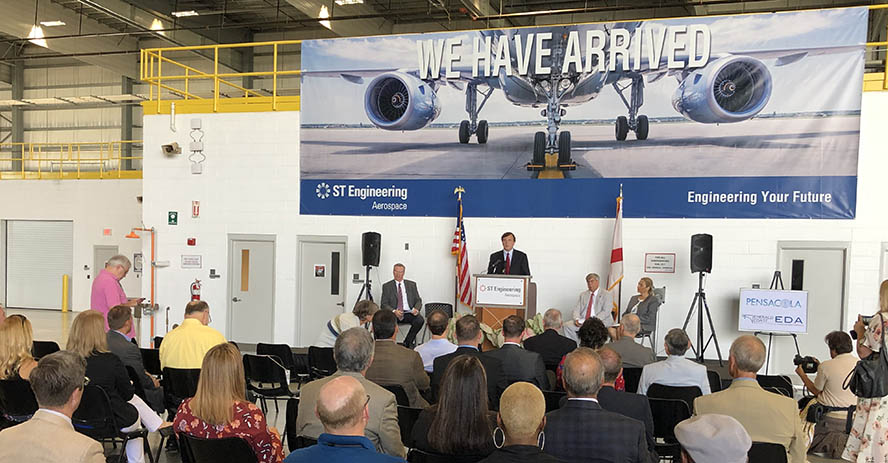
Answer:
[
  {"xmin": 738, "ymin": 288, "xmax": 809, "ymax": 334},
  {"xmin": 299, "ymin": 7, "xmax": 866, "ymax": 219}
]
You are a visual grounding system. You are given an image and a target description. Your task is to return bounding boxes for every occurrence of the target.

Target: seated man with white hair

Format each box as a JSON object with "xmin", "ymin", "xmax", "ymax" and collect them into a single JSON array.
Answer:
[
  {"xmin": 605, "ymin": 314, "xmax": 655, "ymax": 368},
  {"xmin": 285, "ymin": 375, "xmax": 404, "ymax": 463},
  {"xmin": 523, "ymin": 309, "xmax": 578, "ymax": 372},
  {"xmin": 675, "ymin": 414, "xmax": 752, "ymax": 463}
]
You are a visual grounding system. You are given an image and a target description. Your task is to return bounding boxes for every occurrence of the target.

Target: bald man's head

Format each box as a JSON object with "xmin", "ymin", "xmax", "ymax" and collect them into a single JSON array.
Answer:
[
  {"xmin": 316, "ymin": 376, "xmax": 368, "ymax": 433},
  {"xmin": 621, "ymin": 314, "xmax": 641, "ymax": 336},
  {"xmin": 562, "ymin": 347, "xmax": 604, "ymax": 398},
  {"xmin": 730, "ymin": 335, "xmax": 766, "ymax": 375},
  {"xmin": 598, "ymin": 347, "xmax": 623, "ymax": 384}
]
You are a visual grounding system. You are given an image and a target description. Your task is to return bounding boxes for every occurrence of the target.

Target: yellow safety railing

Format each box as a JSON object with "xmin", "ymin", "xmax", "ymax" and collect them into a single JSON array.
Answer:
[
  {"xmin": 865, "ymin": 11, "xmax": 888, "ymax": 92},
  {"xmin": 140, "ymin": 41, "xmax": 302, "ymax": 115},
  {"xmin": 0, "ymin": 141, "xmax": 142, "ymax": 180}
]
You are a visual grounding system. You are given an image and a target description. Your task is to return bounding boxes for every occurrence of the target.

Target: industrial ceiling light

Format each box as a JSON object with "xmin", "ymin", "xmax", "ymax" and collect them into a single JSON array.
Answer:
[
  {"xmin": 39, "ymin": 20, "xmax": 66, "ymax": 27},
  {"xmin": 171, "ymin": 10, "xmax": 199, "ymax": 17},
  {"xmin": 319, "ymin": 5, "xmax": 332, "ymax": 30},
  {"xmin": 150, "ymin": 18, "xmax": 165, "ymax": 35},
  {"xmin": 334, "ymin": 0, "xmax": 364, "ymax": 4},
  {"xmin": 28, "ymin": 0, "xmax": 47, "ymax": 48}
]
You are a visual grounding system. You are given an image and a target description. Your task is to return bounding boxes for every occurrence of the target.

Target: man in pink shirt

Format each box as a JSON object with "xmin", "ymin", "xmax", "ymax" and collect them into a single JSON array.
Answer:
[{"xmin": 90, "ymin": 255, "xmax": 142, "ymax": 337}]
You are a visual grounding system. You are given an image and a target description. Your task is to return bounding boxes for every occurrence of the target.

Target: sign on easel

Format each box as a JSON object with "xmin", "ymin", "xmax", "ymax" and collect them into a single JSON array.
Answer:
[{"xmin": 738, "ymin": 288, "xmax": 809, "ymax": 334}]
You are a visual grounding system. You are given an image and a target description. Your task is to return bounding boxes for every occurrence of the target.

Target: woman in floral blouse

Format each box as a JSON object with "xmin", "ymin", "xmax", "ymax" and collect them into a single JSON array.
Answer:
[
  {"xmin": 843, "ymin": 279, "xmax": 888, "ymax": 463},
  {"xmin": 174, "ymin": 343, "xmax": 283, "ymax": 463}
]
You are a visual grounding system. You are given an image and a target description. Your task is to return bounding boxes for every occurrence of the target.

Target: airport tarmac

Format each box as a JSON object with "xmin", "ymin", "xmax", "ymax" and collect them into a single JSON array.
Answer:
[{"xmin": 300, "ymin": 115, "xmax": 860, "ymax": 180}]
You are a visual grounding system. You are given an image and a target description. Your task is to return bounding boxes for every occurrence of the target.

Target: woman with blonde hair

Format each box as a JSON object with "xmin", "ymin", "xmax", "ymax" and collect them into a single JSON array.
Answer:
[
  {"xmin": 623, "ymin": 277, "xmax": 661, "ymax": 336},
  {"xmin": 67, "ymin": 310, "xmax": 168, "ymax": 463},
  {"xmin": 173, "ymin": 342, "xmax": 283, "ymax": 463},
  {"xmin": 0, "ymin": 314, "xmax": 37, "ymax": 380},
  {"xmin": 844, "ymin": 279, "xmax": 888, "ymax": 462}
]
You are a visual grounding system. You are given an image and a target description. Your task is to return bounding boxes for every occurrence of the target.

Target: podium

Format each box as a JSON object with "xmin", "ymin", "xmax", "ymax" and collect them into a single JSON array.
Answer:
[{"xmin": 473, "ymin": 274, "xmax": 537, "ymax": 330}]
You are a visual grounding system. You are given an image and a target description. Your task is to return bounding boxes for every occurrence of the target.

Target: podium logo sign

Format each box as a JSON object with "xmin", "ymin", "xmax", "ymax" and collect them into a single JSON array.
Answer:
[{"xmin": 476, "ymin": 277, "xmax": 525, "ymax": 306}]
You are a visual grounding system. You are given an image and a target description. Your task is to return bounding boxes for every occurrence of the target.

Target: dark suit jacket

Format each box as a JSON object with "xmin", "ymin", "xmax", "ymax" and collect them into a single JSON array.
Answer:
[
  {"xmin": 523, "ymin": 329, "xmax": 577, "ymax": 371},
  {"xmin": 606, "ymin": 337, "xmax": 656, "ymax": 368},
  {"xmin": 106, "ymin": 331, "xmax": 153, "ymax": 390},
  {"xmin": 85, "ymin": 352, "xmax": 139, "ymax": 427},
  {"xmin": 432, "ymin": 347, "xmax": 506, "ymax": 410},
  {"xmin": 365, "ymin": 340, "xmax": 430, "ymax": 408},
  {"xmin": 597, "ymin": 386, "xmax": 658, "ymax": 463},
  {"xmin": 623, "ymin": 295, "xmax": 661, "ymax": 334},
  {"xmin": 484, "ymin": 344, "xmax": 548, "ymax": 390},
  {"xmin": 380, "ymin": 279, "xmax": 422, "ymax": 312},
  {"xmin": 487, "ymin": 249, "xmax": 530, "ymax": 276},
  {"xmin": 544, "ymin": 400, "xmax": 650, "ymax": 463}
]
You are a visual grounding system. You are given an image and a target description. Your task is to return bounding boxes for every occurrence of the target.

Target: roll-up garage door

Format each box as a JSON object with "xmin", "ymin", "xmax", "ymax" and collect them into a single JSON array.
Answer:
[{"xmin": 6, "ymin": 220, "xmax": 73, "ymax": 309}]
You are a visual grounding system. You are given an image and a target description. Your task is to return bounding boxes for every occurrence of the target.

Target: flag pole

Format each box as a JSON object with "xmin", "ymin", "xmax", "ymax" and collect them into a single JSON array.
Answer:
[
  {"xmin": 454, "ymin": 186, "xmax": 465, "ymax": 311},
  {"xmin": 617, "ymin": 183, "xmax": 623, "ymax": 323}
]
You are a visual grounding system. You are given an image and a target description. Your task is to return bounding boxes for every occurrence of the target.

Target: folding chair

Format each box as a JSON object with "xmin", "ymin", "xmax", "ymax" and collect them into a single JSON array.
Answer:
[
  {"xmin": 31, "ymin": 340, "xmax": 61, "ymax": 359},
  {"xmin": 706, "ymin": 370, "xmax": 722, "ymax": 393},
  {"xmin": 243, "ymin": 354, "xmax": 296, "ymax": 414},
  {"xmin": 542, "ymin": 390, "xmax": 566, "ymax": 412},
  {"xmin": 756, "ymin": 374, "xmax": 794, "ymax": 398},
  {"xmin": 748, "ymin": 441, "xmax": 788, "ymax": 463},
  {"xmin": 397, "ymin": 405, "xmax": 423, "ymax": 448},
  {"xmin": 646, "ymin": 384, "xmax": 702, "ymax": 414},
  {"xmin": 257, "ymin": 343, "xmax": 310, "ymax": 384},
  {"xmin": 648, "ymin": 397, "xmax": 692, "ymax": 461},
  {"xmin": 622, "ymin": 367, "xmax": 643, "ymax": 393},
  {"xmin": 0, "ymin": 378, "xmax": 38, "ymax": 425},
  {"xmin": 72, "ymin": 384, "xmax": 159, "ymax": 463},
  {"xmin": 180, "ymin": 434, "xmax": 258, "ymax": 463},
  {"xmin": 285, "ymin": 398, "xmax": 299, "ymax": 452},
  {"xmin": 139, "ymin": 348, "xmax": 162, "ymax": 377},
  {"xmin": 381, "ymin": 384, "xmax": 410, "ymax": 407},
  {"xmin": 420, "ymin": 303, "xmax": 454, "ymax": 344},
  {"xmin": 307, "ymin": 346, "xmax": 336, "ymax": 379}
]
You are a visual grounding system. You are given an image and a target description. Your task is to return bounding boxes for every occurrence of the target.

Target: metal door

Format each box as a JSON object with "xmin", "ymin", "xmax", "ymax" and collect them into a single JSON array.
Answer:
[
  {"xmin": 228, "ymin": 238, "xmax": 275, "ymax": 344},
  {"xmin": 93, "ymin": 245, "xmax": 119, "ymax": 280},
  {"xmin": 298, "ymin": 240, "xmax": 346, "ymax": 346}
]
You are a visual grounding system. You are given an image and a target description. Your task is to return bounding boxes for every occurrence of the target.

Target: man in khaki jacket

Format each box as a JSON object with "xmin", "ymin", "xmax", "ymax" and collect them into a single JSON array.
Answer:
[
  {"xmin": 296, "ymin": 327, "xmax": 406, "ymax": 459},
  {"xmin": 0, "ymin": 351, "xmax": 105, "ymax": 463},
  {"xmin": 365, "ymin": 310, "xmax": 430, "ymax": 408},
  {"xmin": 694, "ymin": 335, "xmax": 806, "ymax": 463}
]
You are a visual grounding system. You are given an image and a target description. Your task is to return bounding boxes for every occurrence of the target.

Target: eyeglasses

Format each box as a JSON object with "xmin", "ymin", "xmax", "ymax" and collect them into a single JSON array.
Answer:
[
  {"xmin": 364, "ymin": 395, "xmax": 371, "ymax": 408},
  {"xmin": 83, "ymin": 376, "xmax": 90, "ymax": 388}
]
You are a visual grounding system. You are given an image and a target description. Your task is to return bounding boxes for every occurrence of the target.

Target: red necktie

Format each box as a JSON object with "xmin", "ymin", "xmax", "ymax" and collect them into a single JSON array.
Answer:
[
  {"xmin": 396, "ymin": 283, "xmax": 404, "ymax": 311},
  {"xmin": 585, "ymin": 292, "xmax": 595, "ymax": 319},
  {"xmin": 505, "ymin": 253, "xmax": 511, "ymax": 274}
]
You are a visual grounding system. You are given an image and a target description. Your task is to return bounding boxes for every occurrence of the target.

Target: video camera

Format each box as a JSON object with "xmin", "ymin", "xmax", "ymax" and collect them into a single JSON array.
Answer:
[
  {"xmin": 850, "ymin": 315, "xmax": 875, "ymax": 340},
  {"xmin": 793, "ymin": 354, "xmax": 819, "ymax": 374}
]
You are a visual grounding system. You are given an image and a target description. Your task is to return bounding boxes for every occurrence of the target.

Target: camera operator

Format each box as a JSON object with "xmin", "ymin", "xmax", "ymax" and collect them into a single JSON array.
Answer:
[{"xmin": 794, "ymin": 331, "xmax": 857, "ymax": 457}]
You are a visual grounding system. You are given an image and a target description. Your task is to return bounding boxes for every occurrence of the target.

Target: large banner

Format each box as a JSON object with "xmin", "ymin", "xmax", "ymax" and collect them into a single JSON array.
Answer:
[{"xmin": 300, "ymin": 7, "xmax": 866, "ymax": 218}]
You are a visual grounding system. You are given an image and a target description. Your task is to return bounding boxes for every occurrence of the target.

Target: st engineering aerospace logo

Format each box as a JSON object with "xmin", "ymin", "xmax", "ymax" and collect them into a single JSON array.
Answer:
[{"xmin": 315, "ymin": 183, "xmax": 408, "ymax": 211}]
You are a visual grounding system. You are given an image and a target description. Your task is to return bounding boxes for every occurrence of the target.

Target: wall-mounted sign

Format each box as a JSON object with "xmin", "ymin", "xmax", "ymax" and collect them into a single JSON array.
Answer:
[
  {"xmin": 181, "ymin": 255, "xmax": 202, "ymax": 269},
  {"xmin": 314, "ymin": 265, "xmax": 325, "ymax": 277},
  {"xmin": 168, "ymin": 211, "xmax": 178, "ymax": 225},
  {"xmin": 644, "ymin": 253, "xmax": 676, "ymax": 274}
]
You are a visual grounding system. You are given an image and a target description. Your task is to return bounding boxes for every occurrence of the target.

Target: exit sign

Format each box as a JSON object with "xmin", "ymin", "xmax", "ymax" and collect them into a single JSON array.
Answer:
[{"xmin": 168, "ymin": 211, "xmax": 178, "ymax": 225}]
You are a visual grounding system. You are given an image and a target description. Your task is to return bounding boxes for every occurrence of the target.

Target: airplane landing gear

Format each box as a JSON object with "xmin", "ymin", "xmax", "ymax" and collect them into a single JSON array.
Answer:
[
  {"xmin": 613, "ymin": 74, "xmax": 650, "ymax": 141},
  {"xmin": 459, "ymin": 83, "xmax": 493, "ymax": 144},
  {"xmin": 527, "ymin": 78, "xmax": 576, "ymax": 172}
]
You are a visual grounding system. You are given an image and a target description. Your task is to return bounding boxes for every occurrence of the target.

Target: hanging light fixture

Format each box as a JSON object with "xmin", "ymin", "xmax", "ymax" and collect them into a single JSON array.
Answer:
[
  {"xmin": 28, "ymin": 0, "xmax": 47, "ymax": 48},
  {"xmin": 318, "ymin": 5, "xmax": 332, "ymax": 30},
  {"xmin": 150, "ymin": 18, "xmax": 165, "ymax": 35}
]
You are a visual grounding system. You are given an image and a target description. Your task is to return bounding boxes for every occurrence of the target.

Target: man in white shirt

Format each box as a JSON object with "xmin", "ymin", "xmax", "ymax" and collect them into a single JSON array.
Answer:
[
  {"xmin": 414, "ymin": 310, "xmax": 457, "ymax": 372},
  {"xmin": 564, "ymin": 273, "xmax": 615, "ymax": 343},
  {"xmin": 638, "ymin": 328, "xmax": 710, "ymax": 396}
]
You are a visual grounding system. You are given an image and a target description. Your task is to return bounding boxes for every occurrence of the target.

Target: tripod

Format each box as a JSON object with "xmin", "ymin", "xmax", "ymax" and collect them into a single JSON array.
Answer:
[
  {"xmin": 355, "ymin": 265, "xmax": 374, "ymax": 305},
  {"xmin": 755, "ymin": 270, "xmax": 800, "ymax": 374},
  {"xmin": 682, "ymin": 272, "xmax": 724, "ymax": 366}
]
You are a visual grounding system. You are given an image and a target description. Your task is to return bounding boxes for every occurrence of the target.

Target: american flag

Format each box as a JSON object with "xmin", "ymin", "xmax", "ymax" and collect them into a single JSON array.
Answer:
[
  {"xmin": 606, "ymin": 189, "xmax": 624, "ymax": 320},
  {"xmin": 452, "ymin": 191, "xmax": 473, "ymax": 307}
]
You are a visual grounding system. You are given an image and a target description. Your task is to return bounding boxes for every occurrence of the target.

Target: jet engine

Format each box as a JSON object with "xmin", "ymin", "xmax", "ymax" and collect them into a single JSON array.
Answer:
[
  {"xmin": 672, "ymin": 55, "xmax": 772, "ymax": 124},
  {"xmin": 364, "ymin": 72, "xmax": 441, "ymax": 131}
]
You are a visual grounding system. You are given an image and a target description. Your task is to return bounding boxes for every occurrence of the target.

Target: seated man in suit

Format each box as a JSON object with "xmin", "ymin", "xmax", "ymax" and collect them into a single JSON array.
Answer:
[
  {"xmin": 0, "ymin": 351, "xmax": 105, "ymax": 463},
  {"xmin": 432, "ymin": 315, "xmax": 506, "ymax": 409},
  {"xmin": 365, "ymin": 310, "xmax": 430, "ymax": 408},
  {"xmin": 544, "ymin": 347, "xmax": 651, "ymax": 463},
  {"xmin": 564, "ymin": 273, "xmax": 614, "ymax": 343},
  {"xmin": 284, "ymin": 376, "xmax": 404, "ymax": 463},
  {"xmin": 524, "ymin": 309, "xmax": 577, "ymax": 372},
  {"xmin": 638, "ymin": 328, "xmax": 710, "ymax": 395},
  {"xmin": 597, "ymin": 347, "xmax": 657, "ymax": 462},
  {"xmin": 487, "ymin": 232, "xmax": 530, "ymax": 276},
  {"xmin": 379, "ymin": 263, "xmax": 424, "ymax": 348},
  {"xmin": 297, "ymin": 327, "xmax": 406, "ymax": 458},
  {"xmin": 485, "ymin": 315, "xmax": 548, "ymax": 389},
  {"xmin": 414, "ymin": 310, "xmax": 457, "ymax": 373},
  {"xmin": 606, "ymin": 314, "xmax": 656, "ymax": 368},
  {"xmin": 106, "ymin": 305, "xmax": 164, "ymax": 413},
  {"xmin": 675, "ymin": 414, "xmax": 751, "ymax": 463},
  {"xmin": 694, "ymin": 335, "xmax": 806, "ymax": 463}
]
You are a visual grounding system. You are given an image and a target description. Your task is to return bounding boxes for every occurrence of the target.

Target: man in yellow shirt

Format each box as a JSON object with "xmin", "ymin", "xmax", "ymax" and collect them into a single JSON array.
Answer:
[{"xmin": 159, "ymin": 300, "xmax": 227, "ymax": 369}]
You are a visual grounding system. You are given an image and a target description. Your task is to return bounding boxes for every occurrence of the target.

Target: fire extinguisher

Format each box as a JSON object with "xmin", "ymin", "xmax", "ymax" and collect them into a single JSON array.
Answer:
[{"xmin": 191, "ymin": 279, "xmax": 201, "ymax": 301}]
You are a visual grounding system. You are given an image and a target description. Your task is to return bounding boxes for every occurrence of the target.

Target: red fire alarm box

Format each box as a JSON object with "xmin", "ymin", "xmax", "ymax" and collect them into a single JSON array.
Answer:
[{"xmin": 187, "ymin": 238, "xmax": 196, "ymax": 246}]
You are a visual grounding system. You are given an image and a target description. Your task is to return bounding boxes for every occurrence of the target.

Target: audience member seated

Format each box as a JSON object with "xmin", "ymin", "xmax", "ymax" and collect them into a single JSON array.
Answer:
[
  {"xmin": 555, "ymin": 318, "xmax": 608, "ymax": 390},
  {"xmin": 523, "ymin": 309, "xmax": 577, "ymax": 372},
  {"xmin": 597, "ymin": 347, "xmax": 657, "ymax": 462},
  {"xmin": 68, "ymin": 310, "xmax": 170, "ymax": 463},
  {"xmin": 694, "ymin": 335, "xmax": 806, "ymax": 463},
  {"xmin": 412, "ymin": 355, "xmax": 496, "ymax": 461},
  {"xmin": 674, "ymin": 414, "xmax": 751, "ymax": 463},
  {"xmin": 432, "ymin": 315, "xmax": 506, "ymax": 409},
  {"xmin": 297, "ymin": 327, "xmax": 406, "ymax": 458},
  {"xmin": 174, "ymin": 343, "xmax": 283, "ymax": 463},
  {"xmin": 315, "ymin": 300, "xmax": 378, "ymax": 348},
  {"xmin": 623, "ymin": 277, "xmax": 661, "ymax": 337},
  {"xmin": 379, "ymin": 263, "xmax": 425, "ymax": 349},
  {"xmin": 414, "ymin": 310, "xmax": 457, "ymax": 373},
  {"xmin": 159, "ymin": 301, "xmax": 227, "ymax": 369},
  {"xmin": 284, "ymin": 376, "xmax": 404, "ymax": 463},
  {"xmin": 605, "ymin": 314, "xmax": 655, "ymax": 368},
  {"xmin": 0, "ymin": 314, "xmax": 38, "ymax": 381},
  {"xmin": 795, "ymin": 331, "xmax": 857, "ymax": 458},
  {"xmin": 106, "ymin": 305, "xmax": 163, "ymax": 412},
  {"xmin": 480, "ymin": 382, "xmax": 563, "ymax": 463},
  {"xmin": 638, "ymin": 328, "xmax": 709, "ymax": 395},
  {"xmin": 544, "ymin": 347, "xmax": 650, "ymax": 463},
  {"xmin": 485, "ymin": 315, "xmax": 548, "ymax": 389},
  {"xmin": 0, "ymin": 351, "xmax": 104, "ymax": 462},
  {"xmin": 365, "ymin": 310, "xmax": 430, "ymax": 408}
]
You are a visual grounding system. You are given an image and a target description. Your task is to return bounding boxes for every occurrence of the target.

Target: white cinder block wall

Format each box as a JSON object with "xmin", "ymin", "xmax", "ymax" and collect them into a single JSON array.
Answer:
[
  {"xmin": 0, "ymin": 180, "xmax": 143, "ymax": 310},
  {"xmin": 141, "ymin": 92, "xmax": 888, "ymax": 376}
]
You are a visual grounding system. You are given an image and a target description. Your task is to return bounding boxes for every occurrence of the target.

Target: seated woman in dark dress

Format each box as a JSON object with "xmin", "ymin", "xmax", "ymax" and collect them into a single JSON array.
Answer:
[
  {"xmin": 0, "ymin": 314, "xmax": 38, "ymax": 381},
  {"xmin": 480, "ymin": 382, "xmax": 564, "ymax": 463},
  {"xmin": 412, "ymin": 355, "xmax": 496, "ymax": 462}
]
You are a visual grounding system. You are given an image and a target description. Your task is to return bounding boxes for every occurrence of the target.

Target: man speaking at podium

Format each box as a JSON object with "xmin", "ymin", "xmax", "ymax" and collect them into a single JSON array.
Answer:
[{"xmin": 487, "ymin": 232, "xmax": 531, "ymax": 276}]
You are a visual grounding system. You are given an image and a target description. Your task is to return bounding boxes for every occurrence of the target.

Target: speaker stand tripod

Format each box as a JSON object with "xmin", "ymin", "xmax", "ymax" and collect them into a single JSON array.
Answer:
[
  {"xmin": 754, "ymin": 270, "xmax": 800, "ymax": 374},
  {"xmin": 355, "ymin": 265, "xmax": 374, "ymax": 305},
  {"xmin": 682, "ymin": 272, "xmax": 723, "ymax": 366}
]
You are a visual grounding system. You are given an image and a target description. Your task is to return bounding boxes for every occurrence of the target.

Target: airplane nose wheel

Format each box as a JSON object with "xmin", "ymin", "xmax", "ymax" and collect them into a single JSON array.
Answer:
[
  {"xmin": 458, "ymin": 120, "xmax": 470, "ymax": 144},
  {"xmin": 635, "ymin": 115, "xmax": 649, "ymax": 140},
  {"xmin": 477, "ymin": 120, "xmax": 488, "ymax": 144},
  {"xmin": 532, "ymin": 132, "xmax": 546, "ymax": 165},
  {"xmin": 558, "ymin": 131, "xmax": 571, "ymax": 165},
  {"xmin": 615, "ymin": 116, "xmax": 629, "ymax": 141}
]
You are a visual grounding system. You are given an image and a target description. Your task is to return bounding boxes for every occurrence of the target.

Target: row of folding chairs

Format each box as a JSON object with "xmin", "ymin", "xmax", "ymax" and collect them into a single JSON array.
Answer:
[{"xmin": 621, "ymin": 367, "xmax": 794, "ymax": 398}]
